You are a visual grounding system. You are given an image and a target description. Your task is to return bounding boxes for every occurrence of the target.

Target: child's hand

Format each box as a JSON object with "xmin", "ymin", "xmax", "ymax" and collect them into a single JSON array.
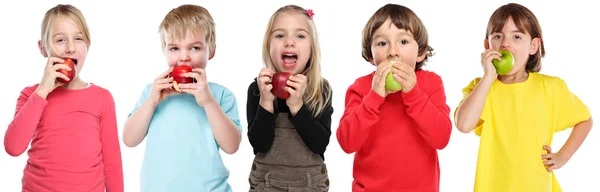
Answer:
[
  {"xmin": 257, "ymin": 68, "xmax": 275, "ymax": 103},
  {"xmin": 35, "ymin": 57, "xmax": 71, "ymax": 99},
  {"xmin": 149, "ymin": 67, "xmax": 176, "ymax": 105},
  {"xmin": 285, "ymin": 74, "xmax": 307, "ymax": 114},
  {"xmin": 177, "ymin": 68, "xmax": 216, "ymax": 107},
  {"xmin": 371, "ymin": 60, "xmax": 393, "ymax": 97},
  {"xmin": 481, "ymin": 49, "xmax": 500, "ymax": 80},
  {"xmin": 541, "ymin": 145, "xmax": 568, "ymax": 172},
  {"xmin": 391, "ymin": 61, "xmax": 417, "ymax": 93}
]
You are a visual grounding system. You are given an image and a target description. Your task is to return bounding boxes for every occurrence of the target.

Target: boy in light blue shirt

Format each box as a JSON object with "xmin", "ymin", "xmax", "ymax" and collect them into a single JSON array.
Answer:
[{"xmin": 122, "ymin": 4, "xmax": 242, "ymax": 192}]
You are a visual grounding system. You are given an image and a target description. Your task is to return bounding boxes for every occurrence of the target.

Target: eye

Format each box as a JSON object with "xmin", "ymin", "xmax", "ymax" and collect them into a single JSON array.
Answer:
[
  {"xmin": 192, "ymin": 46, "xmax": 201, "ymax": 51},
  {"xmin": 76, "ymin": 36, "xmax": 84, "ymax": 41},
  {"xmin": 297, "ymin": 34, "xmax": 306, "ymax": 39},
  {"xmin": 514, "ymin": 35, "xmax": 522, "ymax": 40},
  {"xmin": 275, "ymin": 34, "xmax": 284, "ymax": 39},
  {"xmin": 493, "ymin": 34, "xmax": 502, "ymax": 39},
  {"xmin": 169, "ymin": 47, "xmax": 179, "ymax": 52},
  {"xmin": 376, "ymin": 41, "xmax": 387, "ymax": 46},
  {"xmin": 400, "ymin": 39, "xmax": 409, "ymax": 45},
  {"xmin": 55, "ymin": 38, "xmax": 65, "ymax": 43}
]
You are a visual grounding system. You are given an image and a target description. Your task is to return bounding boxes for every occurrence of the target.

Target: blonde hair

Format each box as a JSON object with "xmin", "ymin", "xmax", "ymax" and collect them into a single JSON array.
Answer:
[
  {"xmin": 262, "ymin": 5, "xmax": 332, "ymax": 117},
  {"xmin": 40, "ymin": 4, "xmax": 91, "ymax": 57},
  {"xmin": 159, "ymin": 4, "xmax": 216, "ymax": 56}
]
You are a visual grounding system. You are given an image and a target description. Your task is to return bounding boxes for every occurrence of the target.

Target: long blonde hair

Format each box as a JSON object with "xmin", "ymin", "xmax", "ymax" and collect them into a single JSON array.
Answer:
[
  {"xmin": 40, "ymin": 4, "xmax": 91, "ymax": 57},
  {"xmin": 262, "ymin": 5, "xmax": 331, "ymax": 117}
]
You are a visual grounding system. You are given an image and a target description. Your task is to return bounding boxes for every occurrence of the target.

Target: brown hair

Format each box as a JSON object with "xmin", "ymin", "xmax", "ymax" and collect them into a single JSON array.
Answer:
[
  {"xmin": 40, "ymin": 4, "xmax": 91, "ymax": 57},
  {"xmin": 262, "ymin": 5, "xmax": 331, "ymax": 117},
  {"xmin": 159, "ymin": 4, "xmax": 216, "ymax": 56},
  {"xmin": 486, "ymin": 3, "xmax": 545, "ymax": 72},
  {"xmin": 361, "ymin": 4, "xmax": 433, "ymax": 70}
]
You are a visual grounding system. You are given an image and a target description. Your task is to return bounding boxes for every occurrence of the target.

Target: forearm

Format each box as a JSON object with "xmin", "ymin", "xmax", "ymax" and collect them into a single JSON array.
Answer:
[
  {"xmin": 122, "ymin": 100, "xmax": 156, "ymax": 147},
  {"xmin": 291, "ymin": 104, "xmax": 332, "ymax": 155},
  {"xmin": 4, "ymin": 92, "xmax": 47, "ymax": 156},
  {"xmin": 336, "ymin": 89, "xmax": 383, "ymax": 153},
  {"xmin": 205, "ymin": 98, "xmax": 241, "ymax": 154},
  {"xmin": 247, "ymin": 106, "xmax": 276, "ymax": 153},
  {"xmin": 403, "ymin": 86, "xmax": 452, "ymax": 149},
  {"xmin": 558, "ymin": 118, "xmax": 593, "ymax": 160},
  {"xmin": 455, "ymin": 77, "xmax": 494, "ymax": 133}
]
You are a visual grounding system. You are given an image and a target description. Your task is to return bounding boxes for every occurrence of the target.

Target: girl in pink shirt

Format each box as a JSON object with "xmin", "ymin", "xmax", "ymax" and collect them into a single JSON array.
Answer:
[{"xmin": 3, "ymin": 4, "xmax": 124, "ymax": 192}]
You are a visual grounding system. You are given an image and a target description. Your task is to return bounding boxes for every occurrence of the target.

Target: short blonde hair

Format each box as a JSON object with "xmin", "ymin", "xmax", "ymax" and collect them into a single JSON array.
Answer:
[
  {"xmin": 159, "ymin": 4, "xmax": 216, "ymax": 55},
  {"xmin": 40, "ymin": 4, "xmax": 91, "ymax": 57},
  {"xmin": 262, "ymin": 5, "xmax": 332, "ymax": 117}
]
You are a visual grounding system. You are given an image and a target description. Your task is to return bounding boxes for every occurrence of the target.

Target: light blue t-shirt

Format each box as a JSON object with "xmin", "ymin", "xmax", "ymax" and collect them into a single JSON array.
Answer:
[{"xmin": 129, "ymin": 82, "xmax": 242, "ymax": 192}]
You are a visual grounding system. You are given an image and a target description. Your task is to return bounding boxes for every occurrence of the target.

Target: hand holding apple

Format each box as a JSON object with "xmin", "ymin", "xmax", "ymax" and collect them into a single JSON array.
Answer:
[
  {"xmin": 391, "ymin": 61, "xmax": 417, "ymax": 93},
  {"xmin": 169, "ymin": 65, "xmax": 194, "ymax": 93},
  {"xmin": 35, "ymin": 57, "xmax": 73, "ymax": 99},
  {"xmin": 148, "ymin": 67, "xmax": 176, "ymax": 105},
  {"xmin": 385, "ymin": 58, "xmax": 402, "ymax": 92},
  {"xmin": 257, "ymin": 68, "xmax": 276, "ymax": 101},
  {"xmin": 175, "ymin": 68, "xmax": 215, "ymax": 107},
  {"xmin": 271, "ymin": 72, "xmax": 292, "ymax": 99},
  {"xmin": 285, "ymin": 74, "xmax": 307, "ymax": 115},
  {"xmin": 372, "ymin": 59, "xmax": 393, "ymax": 97},
  {"xmin": 492, "ymin": 50, "xmax": 514, "ymax": 75},
  {"xmin": 480, "ymin": 49, "xmax": 500, "ymax": 80}
]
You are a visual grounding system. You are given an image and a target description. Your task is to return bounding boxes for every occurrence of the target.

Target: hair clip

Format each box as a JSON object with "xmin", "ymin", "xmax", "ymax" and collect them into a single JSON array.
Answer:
[{"xmin": 307, "ymin": 9, "xmax": 314, "ymax": 19}]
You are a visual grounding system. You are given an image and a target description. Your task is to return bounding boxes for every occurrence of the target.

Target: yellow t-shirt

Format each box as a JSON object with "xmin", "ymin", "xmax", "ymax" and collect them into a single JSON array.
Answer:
[{"xmin": 456, "ymin": 72, "xmax": 590, "ymax": 192}]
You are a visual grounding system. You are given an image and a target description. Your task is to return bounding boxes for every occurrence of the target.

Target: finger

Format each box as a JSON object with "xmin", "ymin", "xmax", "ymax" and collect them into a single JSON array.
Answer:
[
  {"xmin": 259, "ymin": 68, "xmax": 274, "ymax": 77},
  {"xmin": 541, "ymin": 153, "xmax": 553, "ymax": 160},
  {"xmin": 191, "ymin": 68, "xmax": 205, "ymax": 73},
  {"xmin": 258, "ymin": 76, "xmax": 272, "ymax": 85},
  {"xmin": 265, "ymin": 84, "xmax": 273, "ymax": 91},
  {"xmin": 52, "ymin": 64, "xmax": 72, "ymax": 71},
  {"xmin": 543, "ymin": 145, "xmax": 552, "ymax": 154},
  {"xmin": 547, "ymin": 165, "xmax": 558, "ymax": 172},
  {"xmin": 543, "ymin": 159, "xmax": 555, "ymax": 166},
  {"xmin": 157, "ymin": 77, "xmax": 173, "ymax": 84},
  {"xmin": 177, "ymin": 83, "xmax": 196, "ymax": 89},
  {"xmin": 289, "ymin": 75, "xmax": 306, "ymax": 84},
  {"xmin": 55, "ymin": 72, "xmax": 70, "ymax": 81},
  {"xmin": 158, "ymin": 83, "xmax": 172, "ymax": 90},
  {"xmin": 286, "ymin": 80, "xmax": 302, "ymax": 89},
  {"xmin": 47, "ymin": 57, "xmax": 65, "ymax": 67},
  {"xmin": 284, "ymin": 86, "xmax": 296, "ymax": 95},
  {"xmin": 183, "ymin": 72, "xmax": 201, "ymax": 79}
]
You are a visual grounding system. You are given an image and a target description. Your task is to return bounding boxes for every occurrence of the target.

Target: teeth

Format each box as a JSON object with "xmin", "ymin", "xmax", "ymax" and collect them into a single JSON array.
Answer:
[{"xmin": 284, "ymin": 54, "xmax": 296, "ymax": 57}]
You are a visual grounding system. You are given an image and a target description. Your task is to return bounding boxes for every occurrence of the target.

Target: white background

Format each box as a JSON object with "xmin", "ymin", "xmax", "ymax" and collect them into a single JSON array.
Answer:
[{"xmin": 1, "ymin": 0, "xmax": 599, "ymax": 191}]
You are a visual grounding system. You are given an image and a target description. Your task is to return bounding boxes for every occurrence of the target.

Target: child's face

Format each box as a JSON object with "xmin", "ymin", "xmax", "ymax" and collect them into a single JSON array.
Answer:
[
  {"xmin": 48, "ymin": 16, "xmax": 89, "ymax": 79},
  {"xmin": 269, "ymin": 12, "xmax": 311, "ymax": 75},
  {"xmin": 487, "ymin": 17, "xmax": 539, "ymax": 75},
  {"xmin": 165, "ymin": 30, "xmax": 212, "ymax": 69},
  {"xmin": 370, "ymin": 18, "xmax": 424, "ymax": 68}
]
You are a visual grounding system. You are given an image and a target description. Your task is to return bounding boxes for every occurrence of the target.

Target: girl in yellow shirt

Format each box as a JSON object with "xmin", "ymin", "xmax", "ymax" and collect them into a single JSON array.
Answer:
[{"xmin": 454, "ymin": 3, "xmax": 593, "ymax": 192}]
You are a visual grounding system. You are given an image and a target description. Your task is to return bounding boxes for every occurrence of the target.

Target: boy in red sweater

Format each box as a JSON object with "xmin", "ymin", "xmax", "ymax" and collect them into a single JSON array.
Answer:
[{"xmin": 336, "ymin": 4, "xmax": 452, "ymax": 192}]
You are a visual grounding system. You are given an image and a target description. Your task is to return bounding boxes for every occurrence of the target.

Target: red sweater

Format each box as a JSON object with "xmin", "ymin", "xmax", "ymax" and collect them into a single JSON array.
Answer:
[
  {"xmin": 4, "ymin": 84, "xmax": 124, "ymax": 192},
  {"xmin": 336, "ymin": 70, "xmax": 451, "ymax": 192}
]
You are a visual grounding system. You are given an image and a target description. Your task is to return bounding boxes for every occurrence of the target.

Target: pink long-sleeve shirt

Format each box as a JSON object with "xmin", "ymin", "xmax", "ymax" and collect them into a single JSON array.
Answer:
[{"xmin": 4, "ymin": 84, "xmax": 124, "ymax": 192}]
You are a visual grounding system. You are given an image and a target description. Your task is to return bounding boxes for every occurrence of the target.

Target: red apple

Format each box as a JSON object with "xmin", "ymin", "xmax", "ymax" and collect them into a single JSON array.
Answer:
[
  {"xmin": 54, "ymin": 58, "xmax": 76, "ymax": 84},
  {"xmin": 170, "ymin": 65, "xmax": 193, "ymax": 93},
  {"xmin": 271, "ymin": 72, "xmax": 291, "ymax": 99}
]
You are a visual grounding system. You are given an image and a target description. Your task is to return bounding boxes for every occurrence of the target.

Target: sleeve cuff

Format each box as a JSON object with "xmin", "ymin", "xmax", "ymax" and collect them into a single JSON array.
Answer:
[
  {"xmin": 363, "ymin": 89, "xmax": 385, "ymax": 110},
  {"xmin": 402, "ymin": 84, "xmax": 426, "ymax": 102},
  {"xmin": 256, "ymin": 104, "xmax": 277, "ymax": 121},
  {"xmin": 289, "ymin": 103, "xmax": 313, "ymax": 124},
  {"xmin": 30, "ymin": 91, "xmax": 49, "ymax": 106}
]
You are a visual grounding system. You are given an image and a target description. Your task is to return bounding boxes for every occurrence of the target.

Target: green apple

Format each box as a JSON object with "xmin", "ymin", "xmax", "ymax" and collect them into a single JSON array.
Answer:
[
  {"xmin": 492, "ymin": 50, "xmax": 514, "ymax": 75},
  {"xmin": 385, "ymin": 72, "xmax": 402, "ymax": 91}
]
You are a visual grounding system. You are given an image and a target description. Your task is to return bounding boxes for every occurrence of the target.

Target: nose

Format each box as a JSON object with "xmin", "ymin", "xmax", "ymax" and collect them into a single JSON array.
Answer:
[
  {"xmin": 387, "ymin": 42, "xmax": 399, "ymax": 59},
  {"xmin": 65, "ymin": 39, "xmax": 76, "ymax": 55},
  {"xmin": 284, "ymin": 36, "xmax": 295, "ymax": 48},
  {"xmin": 179, "ymin": 50, "xmax": 191, "ymax": 63},
  {"xmin": 500, "ymin": 37, "xmax": 511, "ymax": 49}
]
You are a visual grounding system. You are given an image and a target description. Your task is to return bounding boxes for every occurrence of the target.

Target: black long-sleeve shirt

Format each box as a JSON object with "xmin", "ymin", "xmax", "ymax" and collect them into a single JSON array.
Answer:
[{"xmin": 246, "ymin": 78, "xmax": 333, "ymax": 160}]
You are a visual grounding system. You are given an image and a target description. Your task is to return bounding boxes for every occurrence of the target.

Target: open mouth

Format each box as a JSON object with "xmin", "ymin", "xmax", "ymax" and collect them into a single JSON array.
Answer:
[{"xmin": 281, "ymin": 52, "xmax": 297, "ymax": 69}]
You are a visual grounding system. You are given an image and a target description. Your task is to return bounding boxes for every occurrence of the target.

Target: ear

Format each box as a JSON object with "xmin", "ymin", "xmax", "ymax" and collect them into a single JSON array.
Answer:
[
  {"xmin": 529, "ymin": 38, "xmax": 541, "ymax": 55},
  {"xmin": 369, "ymin": 58, "xmax": 376, "ymax": 66},
  {"xmin": 208, "ymin": 44, "xmax": 216, "ymax": 60},
  {"xmin": 416, "ymin": 51, "xmax": 427, "ymax": 63},
  {"xmin": 38, "ymin": 40, "xmax": 48, "ymax": 58},
  {"xmin": 484, "ymin": 39, "xmax": 490, "ymax": 49}
]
